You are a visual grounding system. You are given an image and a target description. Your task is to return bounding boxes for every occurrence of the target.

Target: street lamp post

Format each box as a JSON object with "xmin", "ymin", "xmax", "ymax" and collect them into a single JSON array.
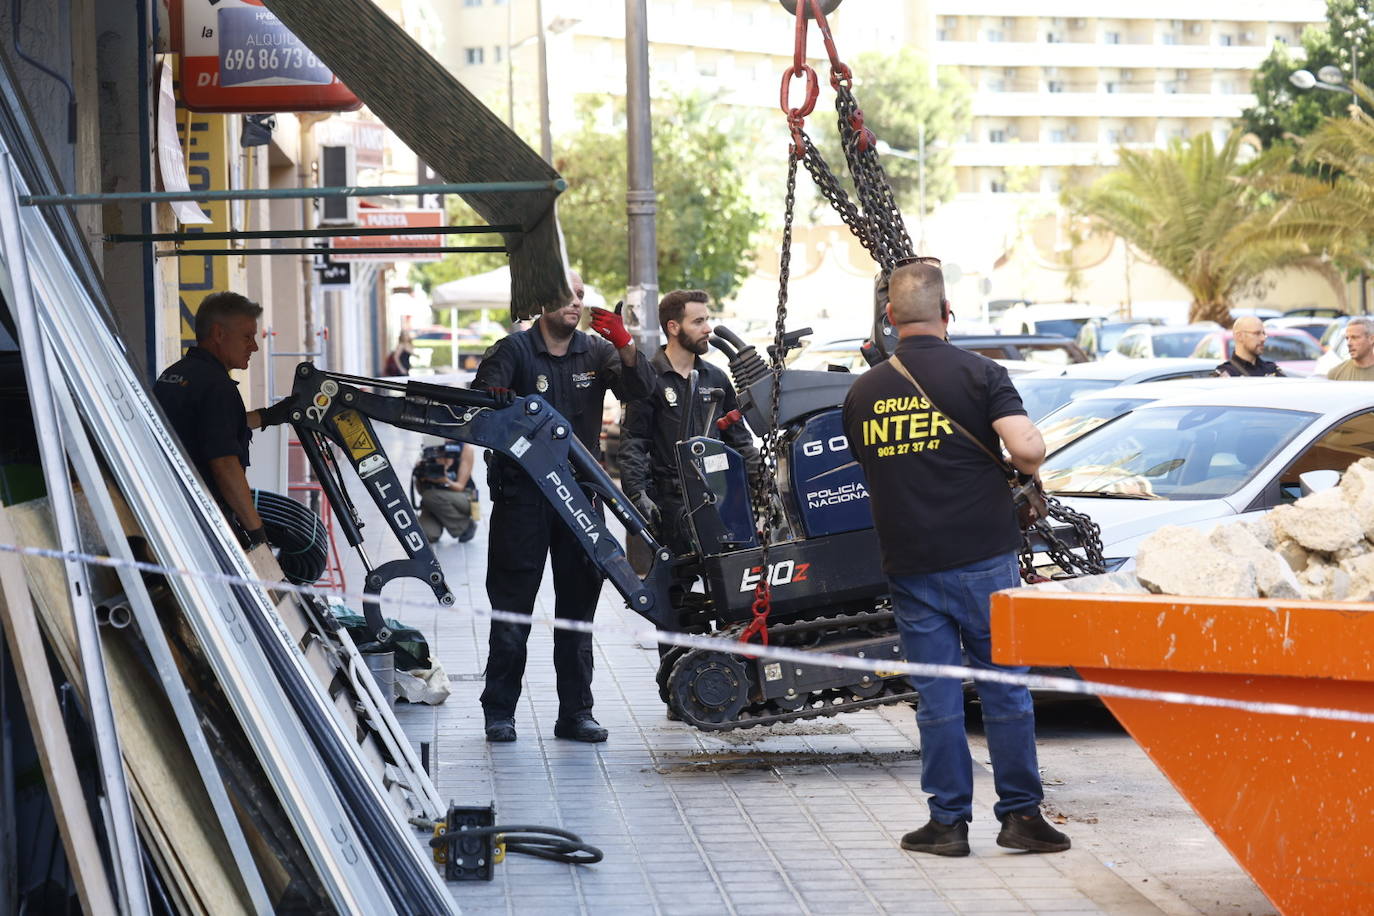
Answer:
[
  {"xmin": 624, "ymin": 0, "xmax": 659, "ymax": 352},
  {"xmin": 876, "ymin": 132, "xmax": 929, "ymax": 253},
  {"xmin": 1290, "ymin": 66, "xmax": 1369, "ymax": 314}
]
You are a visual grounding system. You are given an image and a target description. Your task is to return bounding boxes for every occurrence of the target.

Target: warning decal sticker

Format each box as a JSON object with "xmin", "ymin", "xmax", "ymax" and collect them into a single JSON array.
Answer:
[{"xmin": 332, "ymin": 409, "xmax": 376, "ymax": 460}]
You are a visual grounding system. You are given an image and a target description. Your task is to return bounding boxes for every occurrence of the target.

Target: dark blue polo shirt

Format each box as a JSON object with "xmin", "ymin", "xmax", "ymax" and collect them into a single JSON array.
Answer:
[{"xmin": 154, "ymin": 346, "xmax": 251, "ymax": 500}]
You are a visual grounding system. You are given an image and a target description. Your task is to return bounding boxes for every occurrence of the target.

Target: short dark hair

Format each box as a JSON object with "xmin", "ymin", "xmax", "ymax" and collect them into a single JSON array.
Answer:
[
  {"xmin": 194, "ymin": 291, "xmax": 262, "ymax": 342},
  {"xmin": 658, "ymin": 289, "xmax": 710, "ymax": 334}
]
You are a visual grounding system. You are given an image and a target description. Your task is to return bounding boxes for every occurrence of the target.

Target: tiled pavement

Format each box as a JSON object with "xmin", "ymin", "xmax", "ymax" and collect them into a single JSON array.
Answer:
[{"xmin": 341, "ymin": 427, "xmax": 1178, "ymax": 915}]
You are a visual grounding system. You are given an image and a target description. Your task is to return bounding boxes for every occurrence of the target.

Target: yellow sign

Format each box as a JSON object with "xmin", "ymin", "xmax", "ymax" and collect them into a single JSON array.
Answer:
[
  {"xmin": 332, "ymin": 410, "xmax": 377, "ymax": 460},
  {"xmin": 172, "ymin": 58, "xmax": 233, "ymax": 355}
]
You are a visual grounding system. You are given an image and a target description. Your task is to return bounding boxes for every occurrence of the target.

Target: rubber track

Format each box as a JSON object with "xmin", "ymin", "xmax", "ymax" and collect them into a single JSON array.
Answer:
[{"xmin": 665, "ymin": 608, "xmax": 919, "ymax": 732}]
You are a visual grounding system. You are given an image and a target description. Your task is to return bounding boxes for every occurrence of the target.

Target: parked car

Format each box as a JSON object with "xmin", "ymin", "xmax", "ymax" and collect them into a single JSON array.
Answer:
[
  {"xmin": 1264, "ymin": 315, "xmax": 1342, "ymax": 347},
  {"xmin": 1313, "ymin": 317, "xmax": 1355, "ymax": 377},
  {"xmin": 1035, "ymin": 377, "xmax": 1263, "ymax": 454},
  {"xmin": 1283, "ymin": 306, "xmax": 1345, "ymax": 319},
  {"xmin": 1075, "ymin": 318, "xmax": 1162, "ymax": 360},
  {"xmin": 949, "ymin": 334, "xmax": 1091, "ymax": 366},
  {"xmin": 1106, "ymin": 323, "xmax": 1221, "ymax": 360},
  {"xmin": 1013, "ymin": 358, "xmax": 1218, "ymax": 422},
  {"xmin": 1189, "ymin": 327, "xmax": 1324, "ymax": 375},
  {"xmin": 1230, "ymin": 307, "xmax": 1284, "ymax": 321},
  {"xmin": 995, "ymin": 302, "xmax": 1114, "ymax": 339},
  {"xmin": 789, "ymin": 334, "xmax": 1090, "ymax": 373},
  {"xmin": 1038, "ymin": 380, "xmax": 1374, "ymax": 572}
]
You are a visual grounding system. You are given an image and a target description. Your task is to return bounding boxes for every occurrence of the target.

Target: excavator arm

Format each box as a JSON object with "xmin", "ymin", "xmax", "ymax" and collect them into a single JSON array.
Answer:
[{"xmin": 281, "ymin": 362, "xmax": 676, "ymax": 642}]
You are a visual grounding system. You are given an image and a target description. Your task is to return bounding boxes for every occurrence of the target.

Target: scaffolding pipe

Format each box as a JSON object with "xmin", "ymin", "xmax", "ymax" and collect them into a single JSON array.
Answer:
[{"xmin": 22, "ymin": 179, "xmax": 566, "ymax": 206}]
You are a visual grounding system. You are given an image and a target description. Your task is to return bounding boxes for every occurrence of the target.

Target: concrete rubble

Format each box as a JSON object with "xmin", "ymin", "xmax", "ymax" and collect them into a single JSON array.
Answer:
[{"xmin": 1136, "ymin": 457, "xmax": 1374, "ymax": 601}]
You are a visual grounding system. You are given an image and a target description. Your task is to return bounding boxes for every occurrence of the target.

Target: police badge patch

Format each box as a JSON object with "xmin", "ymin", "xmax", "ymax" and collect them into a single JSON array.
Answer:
[
  {"xmin": 664, "ymin": 386, "xmax": 678, "ymax": 406},
  {"xmin": 536, "ymin": 374, "xmax": 549, "ymax": 393}
]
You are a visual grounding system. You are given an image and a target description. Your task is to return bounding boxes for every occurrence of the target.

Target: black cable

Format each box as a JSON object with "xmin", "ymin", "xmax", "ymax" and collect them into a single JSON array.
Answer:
[
  {"xmin": 251, "ymin": 489, "xmax": 328, "ymax": 584},
  {"xmin": 429, "ymin": 825, "xmax": 603, "ymax": 866}
]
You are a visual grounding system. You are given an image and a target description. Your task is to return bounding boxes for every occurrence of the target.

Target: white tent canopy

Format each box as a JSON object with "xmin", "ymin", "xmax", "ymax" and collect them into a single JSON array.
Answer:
[{"xmin": 431, "ymin": 264, "xmax": 606, "ymax": 310}]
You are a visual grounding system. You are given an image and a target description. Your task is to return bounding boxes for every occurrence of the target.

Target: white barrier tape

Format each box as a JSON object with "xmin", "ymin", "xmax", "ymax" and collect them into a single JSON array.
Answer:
[{"xmin": 6, "ymin": 540, "xmax": 1374, "ymax": 725}]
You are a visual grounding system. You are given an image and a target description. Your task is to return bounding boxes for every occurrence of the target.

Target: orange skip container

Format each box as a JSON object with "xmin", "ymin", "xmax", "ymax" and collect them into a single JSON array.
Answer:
[{"xmin": 990, "ymin": 590, "xmax": 1374, "ymax": 914}]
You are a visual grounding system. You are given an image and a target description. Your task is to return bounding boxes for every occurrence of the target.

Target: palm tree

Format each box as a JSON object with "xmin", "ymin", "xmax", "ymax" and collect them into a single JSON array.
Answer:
[
  {"xmin": 1254, "ymin": 84, "xmax": 1374, "ymax": 274},
  {"xmin": 1065, "ymin": 130, "xmax": 1334, "ymax": 326}
]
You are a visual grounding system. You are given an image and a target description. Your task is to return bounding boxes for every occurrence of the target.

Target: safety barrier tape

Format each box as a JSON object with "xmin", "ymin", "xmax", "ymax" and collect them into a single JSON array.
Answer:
[{"xmin": 5, "ymin": 539, "xmax": 1374, "ymax": 725}]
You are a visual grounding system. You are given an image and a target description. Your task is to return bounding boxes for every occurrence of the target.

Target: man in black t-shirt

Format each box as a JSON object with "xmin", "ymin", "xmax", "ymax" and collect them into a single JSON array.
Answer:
[
  {"xmin": 842, "ymin": 260, "xmax": 1070, "ymax": 858},
  {"xmin": 155, "ymin": 291, "xmax": 294, "ymax": 547}
]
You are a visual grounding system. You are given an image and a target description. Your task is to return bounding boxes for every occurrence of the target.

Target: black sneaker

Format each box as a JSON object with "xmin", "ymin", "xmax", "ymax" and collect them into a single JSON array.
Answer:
[
  {"xmin": 997, "ymin": 809, "xmax": 1071, "ymax": 853},
  {"xmin": 484, "ymin": 718, "xmax": 516, "ymax": 742},
  {"xmin": 553, "ymin": 716, "xmax": 608, "ymax": 743},
  {"xmin": 459, "ymin": 522, "xmax": 479, "ymax": 543},
  {"xmin": 900, "ymin": 818, "xmax": 970, "ymax": 857}
]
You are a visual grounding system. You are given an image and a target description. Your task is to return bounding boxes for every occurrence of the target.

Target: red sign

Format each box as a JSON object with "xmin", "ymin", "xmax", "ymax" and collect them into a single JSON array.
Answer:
[
  {"xmin": 331, "ymin": 209, "xmax": 445, "ymax": 262},
  {"xmin": 175, "ymin": 0, "xmax": 361, "ymax": 113}
]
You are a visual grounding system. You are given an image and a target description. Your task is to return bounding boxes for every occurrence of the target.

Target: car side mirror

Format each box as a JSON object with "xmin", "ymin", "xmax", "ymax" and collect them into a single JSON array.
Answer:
[{"xmin": 1299, "ymin": 469, "xmax": 1341, "ymax": 497}]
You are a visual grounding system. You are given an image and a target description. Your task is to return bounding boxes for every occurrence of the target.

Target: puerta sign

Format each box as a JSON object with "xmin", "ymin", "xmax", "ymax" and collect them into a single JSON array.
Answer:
[{"xmin": 175, "ymin": 0, "xmax": 361, "ymax": 113}]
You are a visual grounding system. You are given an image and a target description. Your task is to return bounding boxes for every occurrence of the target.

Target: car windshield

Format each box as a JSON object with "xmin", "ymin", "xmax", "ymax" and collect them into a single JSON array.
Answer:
[
  {"xmin": 1151, "ymin": 330, "xmax": 1211, "ymax": 357},
  {"xmin": 1096, "ymin": 325, "xmax": 1131, "ymax": 352},
  {"xmin": 1264, "ymin": 335, "xmax": 1322, "ymax": 361},
  {"xmin": 1037, "ymin": 396, "xmax": 1149, "ymax": 454},
  {"xmin": 1032, "ymin": 318, "xmax": 1090, "ymax": 339},
  {"xmin": 1041, "ymin": 405, "xmax": 1315, "ymax": 500},
  {"xmin": 1014, "ymin": 377, "xmax": 1117, "ymax": 422}
]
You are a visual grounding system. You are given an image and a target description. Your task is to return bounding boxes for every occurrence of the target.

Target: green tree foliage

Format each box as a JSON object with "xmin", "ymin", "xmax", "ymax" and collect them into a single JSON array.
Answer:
[
  {"xmin": 1252, "ymin": 85, "xmax": 1374, "ymax": 272},
  {"xmin": 811, "ymin": 49, "xmax": 971, "ymax": 215},
  {"xmin": 1241, "ymin": 2, "xmax": 1374, "ymax": 146},
  {"xmin": 553, "ymin": 93, "xmax": 765, "ymax": 304},
  {"xmin": 1066, "ymin": 132, "xmax": 1332, "ymax": 325}
]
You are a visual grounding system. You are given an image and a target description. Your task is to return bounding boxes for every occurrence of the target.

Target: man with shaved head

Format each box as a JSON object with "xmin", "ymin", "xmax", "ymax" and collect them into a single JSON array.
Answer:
[
  {"xmin": 1214, "ymin": 315, "xmax": 1284, "ymax": 377},
  {"xmin": 842, "ymin": 259, "xmax": 1069, "ymax": 858}
]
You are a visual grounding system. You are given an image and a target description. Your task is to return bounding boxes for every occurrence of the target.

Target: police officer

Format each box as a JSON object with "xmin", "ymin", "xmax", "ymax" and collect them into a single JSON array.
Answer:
[
  {"xmin": 473, "ymin": 270, "xmax": 653, "ymax": 743},
  {"xmin": 1213, "ymin": 315, "xmax": 1284, "ymax": 377},
  {"xmin": 619, "ymin": 289, "xmax": 757, "ymax": 558},
  {"xmin": 154, "ymin": 291, "xmax": 293, "ymax": 546},
  {"xmin": 841, "ymin": 260, "xmax": 1070, "ymax": 858}
]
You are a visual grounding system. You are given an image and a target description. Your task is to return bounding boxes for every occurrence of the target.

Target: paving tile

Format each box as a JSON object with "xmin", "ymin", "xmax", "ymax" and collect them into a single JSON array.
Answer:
[{"xmin": 338, "ymin": 428, "xmax": 1170, "ymax": 915}]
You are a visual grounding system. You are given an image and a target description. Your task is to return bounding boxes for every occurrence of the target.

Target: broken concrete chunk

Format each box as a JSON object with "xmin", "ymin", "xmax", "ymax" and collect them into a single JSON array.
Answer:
[
  {"xmin": 1271, "ymin": 489, "xmax": 1364, "ymax": 553},
  {"xmin": 1298, "ymin": 562, "xmax": 1352, "ymax": 602},
  {"xmin": 1209, "ymin": 521, "xmax": 1304, "ymax": 600},
  {"xmin": 1137, "ymin": 526, "xmax": 1259, "ymax": 598},
  {"xmin": 1340, "ymin": 553, "xmax": 1374, "ymax": 602},
  {"xmin": 1339, "ymin": 459, "xmax": 1374, "ymax": 537},
  {"xmin": 1238, "ymin": 517, "xmax": 1277, "ymax": 550}
]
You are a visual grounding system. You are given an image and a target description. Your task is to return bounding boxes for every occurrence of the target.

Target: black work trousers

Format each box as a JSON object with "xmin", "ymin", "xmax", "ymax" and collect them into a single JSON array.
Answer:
[{"xmin": 480, "ymin": 487, "xmax": 605, "ymax": 722}]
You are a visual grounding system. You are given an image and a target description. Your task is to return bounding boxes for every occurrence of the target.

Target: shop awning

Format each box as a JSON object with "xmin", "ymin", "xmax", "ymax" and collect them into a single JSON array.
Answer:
[{"xmin": 261, "ymin": 0, "xmax": 569, "ymax": 320}]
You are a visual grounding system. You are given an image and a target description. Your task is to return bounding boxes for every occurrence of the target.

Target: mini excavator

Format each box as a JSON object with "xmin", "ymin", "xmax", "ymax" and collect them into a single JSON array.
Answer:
[{"xmin": 279, "ymin": 0, "xmax": 1102, "ymax": 731}]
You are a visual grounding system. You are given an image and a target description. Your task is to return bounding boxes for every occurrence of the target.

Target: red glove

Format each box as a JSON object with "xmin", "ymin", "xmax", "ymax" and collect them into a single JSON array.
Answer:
[{"xmin": 589, "ymin": 301, "xmax": 633, "ymax": 349}]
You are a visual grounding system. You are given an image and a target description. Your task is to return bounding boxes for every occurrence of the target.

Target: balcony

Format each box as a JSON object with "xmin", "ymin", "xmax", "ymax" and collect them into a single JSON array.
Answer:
[
  {"xmin": 934, "ymin": 40, "xmax": 1273, "ymax": 71},
  {"xmin": 926, "ymin": 1, "xmax": 1324, "ymax": 20},
  {"xmin": 970, "ymin": 90, "xmax": 1256, "ymax": 119},
  {"xmin": 953, "ymin": 140, "xmax": 1158, "ymax": 168}
]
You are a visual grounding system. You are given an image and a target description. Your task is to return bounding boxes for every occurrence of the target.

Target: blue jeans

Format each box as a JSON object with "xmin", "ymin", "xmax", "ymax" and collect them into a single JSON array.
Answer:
[{"xmin": 890, "ymin": 551, "xmax": 1042, "ymax": 824}]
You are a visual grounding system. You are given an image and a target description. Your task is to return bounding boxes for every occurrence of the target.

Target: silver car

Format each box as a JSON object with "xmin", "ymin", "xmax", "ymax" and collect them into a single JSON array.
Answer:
[{"xmin": 1038, "ymin": 380, "xmax": 1374, "ymax": 571}]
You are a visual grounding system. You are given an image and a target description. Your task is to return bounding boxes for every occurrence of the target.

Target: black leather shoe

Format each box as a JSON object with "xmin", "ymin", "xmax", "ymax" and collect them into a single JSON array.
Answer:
[
  {"xmin": 553, "ymin": 716, "xmax": 608, "ymax": 743},
  {"xmin": 900, "ymin": 818, "xmax": 970, "ymax": 857},
  {"xmin": 484, "ymin": 718, "xmax": 516, "ymax": 742},
  {"xmin": 459, "ymin": 522, "xmax": 478, "ymax": 543},
  {"xmin": 997, "ymin": 809, "xmax": 1071, "ymax": 853}
]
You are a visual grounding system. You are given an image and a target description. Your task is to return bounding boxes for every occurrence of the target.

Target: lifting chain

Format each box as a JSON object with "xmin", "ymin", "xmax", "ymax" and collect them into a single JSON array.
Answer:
[
  {"xmin": 771, "ymin": 1, "xmax": 1105, "ymax": 585},
  {"xmin": 740, "ymin": 151, "xmax": 800, "ymax": 648}
]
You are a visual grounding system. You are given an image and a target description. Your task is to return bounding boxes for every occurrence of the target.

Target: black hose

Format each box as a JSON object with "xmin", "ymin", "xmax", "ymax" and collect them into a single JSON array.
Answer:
[
  {"xmin": 429, "ymin": 825, "xmax": 603, "ymax": 866},
  {"xmin": 251, "ymin": 489, "xmax": 328, "ymax": 585}
]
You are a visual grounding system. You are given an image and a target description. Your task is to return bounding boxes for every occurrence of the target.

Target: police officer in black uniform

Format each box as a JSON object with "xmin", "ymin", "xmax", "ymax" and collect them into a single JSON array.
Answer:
[
  {"xmin": 154, "ymin": 291, "xmax": 293, "ymax": 546},
  {"xmin": 619, "ymin": 289, "xmax": 758, "ymax": 558},
  {"xmin": 842, "ymin": 260, "xmax": 1070, "ymax": 858},
  {"xmin": 1212, "ymin": 315, "xmax": 1285, "ymax": 377},
  {"xmin": 472, "ymin": 270, "xmax": 653, "ymax": 743}
]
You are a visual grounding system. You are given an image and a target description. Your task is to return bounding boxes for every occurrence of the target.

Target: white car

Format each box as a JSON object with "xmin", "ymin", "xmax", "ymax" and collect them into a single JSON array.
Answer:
[
  {"xmin": 996, "ymin": 302, "xmax": 1114, "ymax": 339},
  {"xmin": 1013, "ymin": 358, "xmax": 1218, "ymax": 422},
  {"xmin": 1038, "ymin": 380, "xmax": 1374, "ymax": 571}
]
